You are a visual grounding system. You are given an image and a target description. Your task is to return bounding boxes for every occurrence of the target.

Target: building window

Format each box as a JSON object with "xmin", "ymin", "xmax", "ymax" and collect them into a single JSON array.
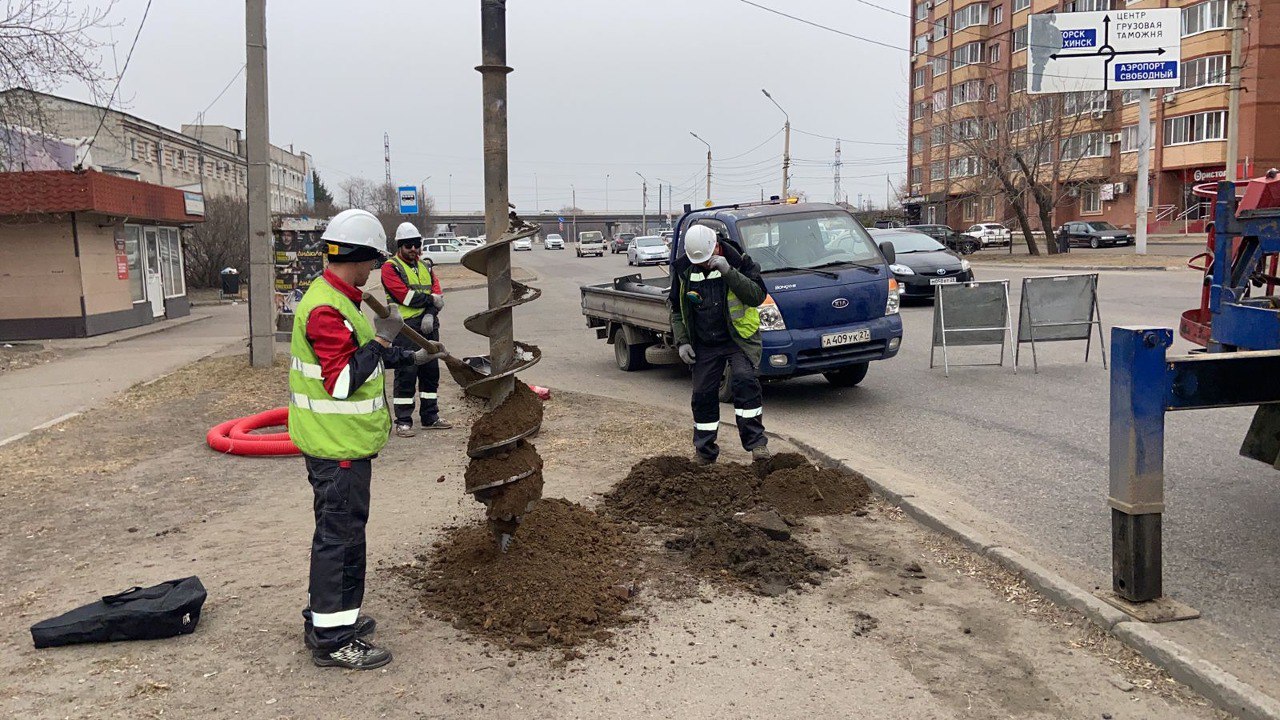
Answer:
[
  {"xmin": 926, "ymin": 206, "xmax": 938, "ymax": 224},
  {"xmin": 1164, "ymin": 110, "xmax": 1227, "ymax": 145},
  {"xmin": 1178, "ymin": 54, "xmax": 1229, "ymax": 91},
  {"xmin": 951, "ymin": 117, "xmax": 981, "ymax": 140},
  {"xmin": 916, "ymin": 1, "xmax": 929, "ymax": 20},
  {"xmin": 910, "ymin": 167, "xmax": 924, "ymax": 184},
  {"xmin": 949, "ymin": 156, "xmax": 979, "ymax": 178},
  {"xmin": 962, "ymin": 198, "xmax": 978, "ymax": 221},
  {"xmin": 1063, "ymin": 91, "xmax": 1110, "ymax": 115},
  {"xmin": 914, "ymin": 34, "xmax": 929, "ymax": 54},
  {"xmin": 933, "ymin": 89, "xmax": 949, "ymax": 112},
  {"xmin": 952, "ymin": 42, "xmax": 985, "ymax": 69},
  {"xmin": 913, "ymin": 68, "xmax": 927, "ymax": 88},
  {"xmin": 989, "ymin": 43, "xmax": 1001, "ymax": 63},
  {"xmin": 915, "ymin": 100, "xmax": 930, "ymax": 118},
  {"xmin": 129, "ymin": 139, "xmax": 138, "ymax": 161},
  {"xmin": 952, "ymin": 80, "xmax": 983, "ymax": 106},
  {"xmin": 1061, "ymin": 132, "xmax": 1108, "ymax": 160},
  {"xmin": 1064, "ymin": 0, "xmax": 1110, "ymax": 11},
  {"xmin": 124, "ymin": 225, "xmax": 144, "ymax": 302},
  {"xmin": 912, "ymin": 135, "xmax": 925, "ymax": 153},
  {"xmin": 991, "ymin": 5, "xmax": 1003, "ymax": 24},
  {"xmin": 1009, "ymin": 109, "xmax": 1028, "ymax": 132},
  {"xmin": 953, "ymin": 3, "xmax": 989, "ymax": 31},
  {"xmin": 1013, "ymin": 0, "xmax": 1030, "ymax": 11},
  {"xmin": 1010, "ymin": 68, "xmax": 1026, "ymax": 93},
  {"xmin": 1080, "ymin": 185, "xmax": 1102, "ymax": 214},
  {"xmin": 933, "ymin": 54, "xmax": 950, "ymax": 76},
  {"xmin": 982, "ymin": 196, "xmax": 995, "ymax": 219},
  {"xmin": 1013, "ymin": 25, "xmax": 1028, "ymax": 52},
  {"xmin": 1182, "ymin": 0, "xmax": 1227, "ymax": 36},
  {"xmin": 987, "ymin": 120, "xmax": 999, "ymax": 139},
  {"xmin": 158, "ymin": 227, "xmax": 185, "ymax": 298},
  {"xmin": 934, "ymin": 18, "xmax": 949, "ymax": 41},
  {"xmin": 1122, "ymin": 88, "xmax": 1141, "ymax": 105},
  {"xmin": 930, "ymin": 161, "xmax": 946, "ymax": 181},
  {"xmin": 932, "ymin": 125, "xmax": 947, "ymax": 146},
  {"xmin": 1120, "ymin": 122, "xmax": 1156, "ymax": 153},
  {"xmin": 988, "ymin": 82, "xmax": 999, "ymax": 101}
]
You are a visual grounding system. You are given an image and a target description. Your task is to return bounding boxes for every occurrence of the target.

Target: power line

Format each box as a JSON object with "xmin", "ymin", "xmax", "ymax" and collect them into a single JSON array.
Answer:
[{"xmin": 86, "ymin": 0, "xmax": 154, "ymax": 155}]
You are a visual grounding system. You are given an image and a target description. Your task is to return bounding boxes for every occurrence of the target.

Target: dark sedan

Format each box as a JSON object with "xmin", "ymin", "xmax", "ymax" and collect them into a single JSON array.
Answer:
[
  {"xmin": 1057, "ymin": 221, "xmax": 1134, "ymax": 249},
  {"xmin": 907, "ymin": 224, "xmax": 980, "ymax": 255},
  {"xmin": 868, "ymin": 228, "xmax": 974, "ymax": 301}
]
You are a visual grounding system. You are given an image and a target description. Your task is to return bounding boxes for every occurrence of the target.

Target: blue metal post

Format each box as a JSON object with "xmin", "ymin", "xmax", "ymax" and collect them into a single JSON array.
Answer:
[{"xmin": 1109, "ymin": 326, "xmax": 1172, "ymax": 602}]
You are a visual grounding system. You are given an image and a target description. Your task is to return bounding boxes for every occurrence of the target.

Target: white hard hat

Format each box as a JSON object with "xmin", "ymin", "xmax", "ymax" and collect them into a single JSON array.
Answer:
[
  {"xmin": 394, "ymin": 222, "xmax": 423, "ymax": 244},
  {"xmin": 683, "ymin": 225, "xmax": 718, "ymax": 264},
  {"xmin": 322, "ymin": 209, "xmax": 387, "ymax": 258}
]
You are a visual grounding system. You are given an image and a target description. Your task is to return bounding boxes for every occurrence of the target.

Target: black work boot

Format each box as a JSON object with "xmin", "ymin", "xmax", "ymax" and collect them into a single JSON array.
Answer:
[
  {"xmin": 312, "ymin": 638, "xmax": 392, "ymax": 670},
  {"xmin": 303, "ymin": 614, "xmax": 377, "ymax": 649}
]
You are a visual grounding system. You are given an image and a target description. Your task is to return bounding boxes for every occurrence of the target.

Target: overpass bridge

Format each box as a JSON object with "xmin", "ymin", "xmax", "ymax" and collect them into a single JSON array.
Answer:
[{"xmin": 425, "ymin": 210, "xmax": 679, "ymax": 239}]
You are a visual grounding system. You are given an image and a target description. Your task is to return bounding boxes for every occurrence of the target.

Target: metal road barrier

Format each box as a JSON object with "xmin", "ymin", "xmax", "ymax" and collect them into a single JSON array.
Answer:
[
  {"xmin": 1015, "ymin": 273, "xmax": 1107, "ymax": 373},
  {"xmin": 930, "ymin": 280, "xmax": 1015, "ymax": 377}
]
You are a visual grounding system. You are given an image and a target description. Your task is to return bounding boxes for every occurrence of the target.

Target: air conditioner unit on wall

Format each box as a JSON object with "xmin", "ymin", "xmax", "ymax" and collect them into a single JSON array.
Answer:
[
  {"xmin": 1114, "ymin": 182, "xmax": 1129, "ymax": 195},
  {"xmin": 1107, "ymin": 133, "xmax": 1122, "ymax": 143}
]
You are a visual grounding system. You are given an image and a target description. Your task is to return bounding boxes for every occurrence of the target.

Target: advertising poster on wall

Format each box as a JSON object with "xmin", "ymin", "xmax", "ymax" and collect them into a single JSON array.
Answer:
[{"xmin": 273, "ymin": 218, "xmax": 327, "ymax": 316}]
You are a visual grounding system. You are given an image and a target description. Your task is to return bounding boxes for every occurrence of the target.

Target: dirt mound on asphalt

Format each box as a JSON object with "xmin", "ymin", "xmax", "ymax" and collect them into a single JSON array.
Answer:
[
  {"xmin": 408, "ymin": 499, "xmax": 640, "ymax": 648},
  {"xmin": 762, "ymin": 466, "xmax": 870, "ymax": 517},
  {"xmin": 665, "ymin": 517, "xmax": 834, "ymax": 597},
  {"xmin": 604, "ymin": 455, "xmax": 760, "ymax": 526}
]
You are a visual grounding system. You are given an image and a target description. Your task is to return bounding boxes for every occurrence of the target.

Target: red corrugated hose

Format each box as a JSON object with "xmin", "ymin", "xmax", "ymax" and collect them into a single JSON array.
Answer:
[{"xmin": 207, "ymin": 408, "xmax": 299, "ymax": 456}]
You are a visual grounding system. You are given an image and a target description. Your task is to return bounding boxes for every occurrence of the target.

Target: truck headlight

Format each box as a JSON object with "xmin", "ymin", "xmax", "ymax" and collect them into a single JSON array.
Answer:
[
  {"xmin": 758, "ymin": 295, "xmax": 786, "ymax": 331},
  {"xmin": 890, "ymin": 263, "xmax": 914, "ymax": 275},
  {"xmin": 886, "ymin": 279, "xmax": 901, "ymax": 315}
]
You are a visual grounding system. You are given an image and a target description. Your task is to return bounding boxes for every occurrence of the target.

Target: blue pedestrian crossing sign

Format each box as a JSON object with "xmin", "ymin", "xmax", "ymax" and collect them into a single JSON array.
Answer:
[
  {"xmin": 398, "ymin": 186, "xmax": 419, "ymax": 215},
  {"xmin": 1028, "ymin": 9, "xmax": 1181, "ymax": 94}
]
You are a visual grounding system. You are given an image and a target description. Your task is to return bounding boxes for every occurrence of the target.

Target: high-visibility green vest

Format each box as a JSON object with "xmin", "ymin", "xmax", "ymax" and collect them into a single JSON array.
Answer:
[
  {"xmin": 679, "ymin": 269, "xmax": 761, "ymax": 341},
  {"xmin": 385, "ymin": 255, "xmax": 433, "ymax": 320},
  {"xmin": 288, "ymin": 278, "xmax": 391, "ymax": 460}
]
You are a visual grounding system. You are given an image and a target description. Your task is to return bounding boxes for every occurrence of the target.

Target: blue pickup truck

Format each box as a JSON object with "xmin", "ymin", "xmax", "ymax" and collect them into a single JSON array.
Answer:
[{"xmin": 580, "ymin": 199, "xmax": 904, "ymax": 395}]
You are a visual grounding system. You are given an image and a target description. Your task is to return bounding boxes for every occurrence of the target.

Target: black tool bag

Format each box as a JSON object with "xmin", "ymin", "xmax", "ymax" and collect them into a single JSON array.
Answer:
[{"xmin": 30, "ymin": 577, "xmax": 207, "ymax": 649}]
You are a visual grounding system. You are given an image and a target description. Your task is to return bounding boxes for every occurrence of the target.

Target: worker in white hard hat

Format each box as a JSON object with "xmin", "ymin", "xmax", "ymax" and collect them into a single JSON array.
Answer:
[
  {"xmin": 667, "ymin": 223, "xmax": 771, "ymax": 465},
  {"xmin": 381, "ymin": 222, "xmax": 451, "ymax": 436},
  {"xmin": 288, "ymin": 209, "xmax": 446, "ymax": 670}
]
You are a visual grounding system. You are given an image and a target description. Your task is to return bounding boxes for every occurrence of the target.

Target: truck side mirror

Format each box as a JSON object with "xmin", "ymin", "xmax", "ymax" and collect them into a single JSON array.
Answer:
[{"xmin": 878, "ymin": 241, "xmax": 896, "ymax": 265}]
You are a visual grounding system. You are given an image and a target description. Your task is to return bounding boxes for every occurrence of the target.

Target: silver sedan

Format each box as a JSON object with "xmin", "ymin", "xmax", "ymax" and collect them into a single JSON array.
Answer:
[{"xmin": 627, "ymin": 236, "xmax": 669, "ymax": 266}]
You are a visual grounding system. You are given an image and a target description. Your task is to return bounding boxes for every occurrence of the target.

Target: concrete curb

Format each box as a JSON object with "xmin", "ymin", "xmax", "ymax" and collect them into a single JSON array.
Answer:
[
  {"xmin": 971, "ymin": 262, "xmax": 1172, "ymax": 272},
  {"xmin": 769, "ymin": 429, "xmax": 1280, "ymax": 720},
  {"xmin": 43, "ymin": 312, "xmax": 213, "ymax": 351}
]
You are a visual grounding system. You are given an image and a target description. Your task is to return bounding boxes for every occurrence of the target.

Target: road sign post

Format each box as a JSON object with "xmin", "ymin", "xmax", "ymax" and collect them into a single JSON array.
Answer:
[
  {"xmin": 1029, "ymin": 9, "xmax": 1181, "ymax": 257},
  {"xmin": 398, "ymin": 185, "xmax": 419, "ymax": 215}
]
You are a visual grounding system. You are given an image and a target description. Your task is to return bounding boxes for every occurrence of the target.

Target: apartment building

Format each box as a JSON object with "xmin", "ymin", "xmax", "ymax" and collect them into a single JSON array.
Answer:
[
  {"xmin": 904, "ymin": 0, "xmax": 1280, "ymax": 234},
  {"xmin": 0, "ymin": 89, "xmax": 314, "ymax": 214}
]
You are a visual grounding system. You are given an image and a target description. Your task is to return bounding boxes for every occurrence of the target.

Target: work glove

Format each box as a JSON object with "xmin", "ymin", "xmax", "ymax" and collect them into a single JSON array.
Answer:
[
  {"xmin": 419, "ymin": 313, "xmax": 436, "ymax": 335},
  {"xmin": 413, "ymin": 346, "xmax": 449, "ymax": 365},
  {"xmin": 706, "ymin": 254, "xmax": 730, "ymax": 274},
  {"xmin": 678, "ymin": 343, "xmax": 697, "ymax": 365},
  {"xmin": 431, "ymin": 293, "xmax": 445, "ymax": 310},
  {"xmin": 373, "ymin": 307, "xmax": 405, "ymax": 344}
]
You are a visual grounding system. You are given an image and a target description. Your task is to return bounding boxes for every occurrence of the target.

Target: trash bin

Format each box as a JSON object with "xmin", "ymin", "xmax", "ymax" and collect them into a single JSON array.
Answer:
[{"xmin": 220, "ymin": 268, "xmax": 241, "ymax": 298}]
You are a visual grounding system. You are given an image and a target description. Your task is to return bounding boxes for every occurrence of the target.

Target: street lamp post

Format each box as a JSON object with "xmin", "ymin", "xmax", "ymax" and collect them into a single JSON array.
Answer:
[
  {"xmin": 571, "ymin": 183, "xmax": 577, "ymax": 240},
  {"xmin": 690, "ymin": 132, "xmax": 711, "ymax": 206},
  {"xmin": 762, "ymin": 88, "xmax": 790, "ymax": 199},
  {"xmin": 605, "ymin": 173, "xmax": 610, "ymax": 212},
  {"xmin": 420, "ymin": 175, "xmax": 431, "ymax": 225},
  {"xmin": 448, "ymin": 173, "xmax": 453, "ymax": 212},
  {"xmin": 635, "ymin": 171, "xmax": 649, "ymax": 235}
]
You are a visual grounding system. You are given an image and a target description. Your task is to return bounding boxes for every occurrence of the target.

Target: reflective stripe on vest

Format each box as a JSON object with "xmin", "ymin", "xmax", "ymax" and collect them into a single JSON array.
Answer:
[
  {"xmin": 288, "ymin": 278, "xmax": 391, "ymax": 460},
  {"xmin": 386, "ymin": 255, "xmax": 433, "ymax": 320}
]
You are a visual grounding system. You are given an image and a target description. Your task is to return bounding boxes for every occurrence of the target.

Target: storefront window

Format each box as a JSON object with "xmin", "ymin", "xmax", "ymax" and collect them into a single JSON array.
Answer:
[
  {"xmin": 160, "ymin": 227, "xmax": 185, "ymax": 297},
  {"xmin": 124, "ymin": 225, "xmax": 145, "ymax": 302}
]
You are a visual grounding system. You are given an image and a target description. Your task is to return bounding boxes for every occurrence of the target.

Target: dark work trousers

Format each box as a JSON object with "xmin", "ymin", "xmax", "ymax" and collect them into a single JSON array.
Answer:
[
  {"xmin": 689, "ymin": 342, "xmax": 766, "ymax": 461},
  {"xmin": 392, "ymin": 313, "xmax": 441, "ymax": 426},
  {"xmin": 302, "ymin": 455, "xmax": 372, "ymax": 650}
]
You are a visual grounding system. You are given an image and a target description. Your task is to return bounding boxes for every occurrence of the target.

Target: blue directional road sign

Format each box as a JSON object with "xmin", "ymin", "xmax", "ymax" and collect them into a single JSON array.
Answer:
[{"xmin": 398, "ymin": 186, "xmax": 419, "ymax": 215}]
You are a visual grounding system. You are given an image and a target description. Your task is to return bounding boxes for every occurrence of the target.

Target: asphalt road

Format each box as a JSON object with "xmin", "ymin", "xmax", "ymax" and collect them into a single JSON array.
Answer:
[{"xmin": 434, "ymin": 243, "xmax": 1280, "ymax": 683}]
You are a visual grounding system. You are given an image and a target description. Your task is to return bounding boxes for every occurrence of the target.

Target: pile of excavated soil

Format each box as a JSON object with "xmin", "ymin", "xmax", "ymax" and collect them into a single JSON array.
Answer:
[
  {"xmin": 604, "ymin": 456, "xmax": 761, "ymax": 526},
  {"xmin": 665, "ymin": 517, "xmax": 834, "ymax": 597},
  {"xmin": 407, "ymin": 499, "xmax": 640, "ymax": 648},
  {"xmin": 468, "ymin": 382, "xmax": 543, "ymax": 453},
  {"xmin": 762, "ymin": 465, "xmax": 871, "ymax": 517}
]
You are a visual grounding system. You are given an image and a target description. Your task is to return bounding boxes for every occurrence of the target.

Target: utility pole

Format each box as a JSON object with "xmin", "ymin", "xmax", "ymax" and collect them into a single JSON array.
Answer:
[
  {"xmin": 690, "ymin": 132, "xmax": 711, "ymax": 205},
  {"xmin": 245, "ymin": 0, "xmax": 273, "ymax": 368},
  {"xmin": 762, "ymin": 89, "xmax": 790, "ymax": 199},
  {"xmin": 1225, "ymin": 0, "xmax": 1246, "ymax": 183},
  {"xmin": 534, "ymin": 173, "xmax": 539, "ymax": 211},
  {"xmin": 833, "ymin": 140, "xmax": 842, "ymax": 205},
  {"xmin": 383, "ymin": 132, "xmax": 392, "ymax": 188},
  {"xmin": 635, "ymin": 171, "xmax": 648, "ymax": 234},
  {"xmin": 1135, "ymin": 89, "xmax": 1153, "ymax": 255},
  {"xmin": 571, "ymin": 184, "xmax": 577, "ymax": 240},
  {"xmin": 605, "ymin": 173, "xmax": 610, "ymax": 212},
  {"xmin": 477, "ymin": 0, "xmax": 515, "ymax": 405},
  {"xmin": 657, "ymin": 182, "xmax": 663, "ymax": 219}
]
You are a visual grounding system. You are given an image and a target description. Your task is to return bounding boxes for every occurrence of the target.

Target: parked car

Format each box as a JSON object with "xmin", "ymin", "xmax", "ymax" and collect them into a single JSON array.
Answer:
[
  {"xmin": 576, "ymin": 230, "xmax": 606, "ymax": 257},
  {"xmin": 422, "ymin": 241, "xmax": 466, "ymax": 265},
  {"xmin": 459, "ymin": 238, "xmax": 485, "ymax": 248},
  {"xmin": 1057, "ymin": 220, "xmax": 1135, "ymax": 249},
  {"xmin": 659, "ymin": 229, "xmax": 674, "ymax": 247},
  {"xmin": 868, "ymin": 228, "xmax": 973, "ymax": 301},
  {"xmin": 627, "ymin": 236, "xmax": 668, "ymax": 266},
  {"xmin": 964, "ymin": 223, "xmax": 1012, "ymax": 247},
  {"xmin": 544, "ymin": 233, "xmax": 565, "ymax": 250},
  {"xmin": 908, "ymin": 224, "xmax": 980, "ymax": 255},
  {"xmin": 513, "ymin": 237, "xmax": 533, "ymax": 251},
  {"xmin": 612, "ymin": 232, "xmax": 635, "ymax": 254}
]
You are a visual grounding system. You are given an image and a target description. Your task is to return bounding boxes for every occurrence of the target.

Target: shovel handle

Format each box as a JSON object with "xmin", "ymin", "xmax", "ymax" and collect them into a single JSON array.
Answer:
[{"xmin": 362, "ymin": 293, "xmax": 443, "ymax": 353}]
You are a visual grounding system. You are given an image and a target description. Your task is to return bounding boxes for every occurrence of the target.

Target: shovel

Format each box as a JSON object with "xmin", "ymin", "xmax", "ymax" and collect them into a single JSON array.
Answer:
[{"xmin": 362, "ymin": 293, "xmax": 486, "ymax": 389}]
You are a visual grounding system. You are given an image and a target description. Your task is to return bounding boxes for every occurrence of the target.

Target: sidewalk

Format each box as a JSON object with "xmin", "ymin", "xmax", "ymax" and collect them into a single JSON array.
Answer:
[{"xmin": 0, "ymin": 304, "xmax": 249, "ymax": 445}]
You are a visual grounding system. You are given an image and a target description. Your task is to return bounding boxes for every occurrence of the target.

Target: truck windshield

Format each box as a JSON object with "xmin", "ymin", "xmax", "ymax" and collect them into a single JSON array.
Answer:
[
  {"xmin": 580, "ymin": 232, "xmax": 603, "ymax": 242},
  {"xmin": 736, "ymin": 211, "xmax": 880, "ymax": 272}
]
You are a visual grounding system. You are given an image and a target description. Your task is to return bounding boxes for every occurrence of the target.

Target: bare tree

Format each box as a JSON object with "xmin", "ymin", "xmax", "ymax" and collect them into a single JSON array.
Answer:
[
  {"xmin": 0, "ymin": 1, "xmax": 117, "ymax": 136},
  {"xmin": 184, "ymin": 197, "xmax": 247, "ymax": 289}
]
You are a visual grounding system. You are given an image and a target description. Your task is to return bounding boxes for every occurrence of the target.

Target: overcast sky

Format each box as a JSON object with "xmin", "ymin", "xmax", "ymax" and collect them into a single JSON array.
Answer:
[{"xmin": 71, "ymin": 0, "xmax": 909, "ymax": 213}]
